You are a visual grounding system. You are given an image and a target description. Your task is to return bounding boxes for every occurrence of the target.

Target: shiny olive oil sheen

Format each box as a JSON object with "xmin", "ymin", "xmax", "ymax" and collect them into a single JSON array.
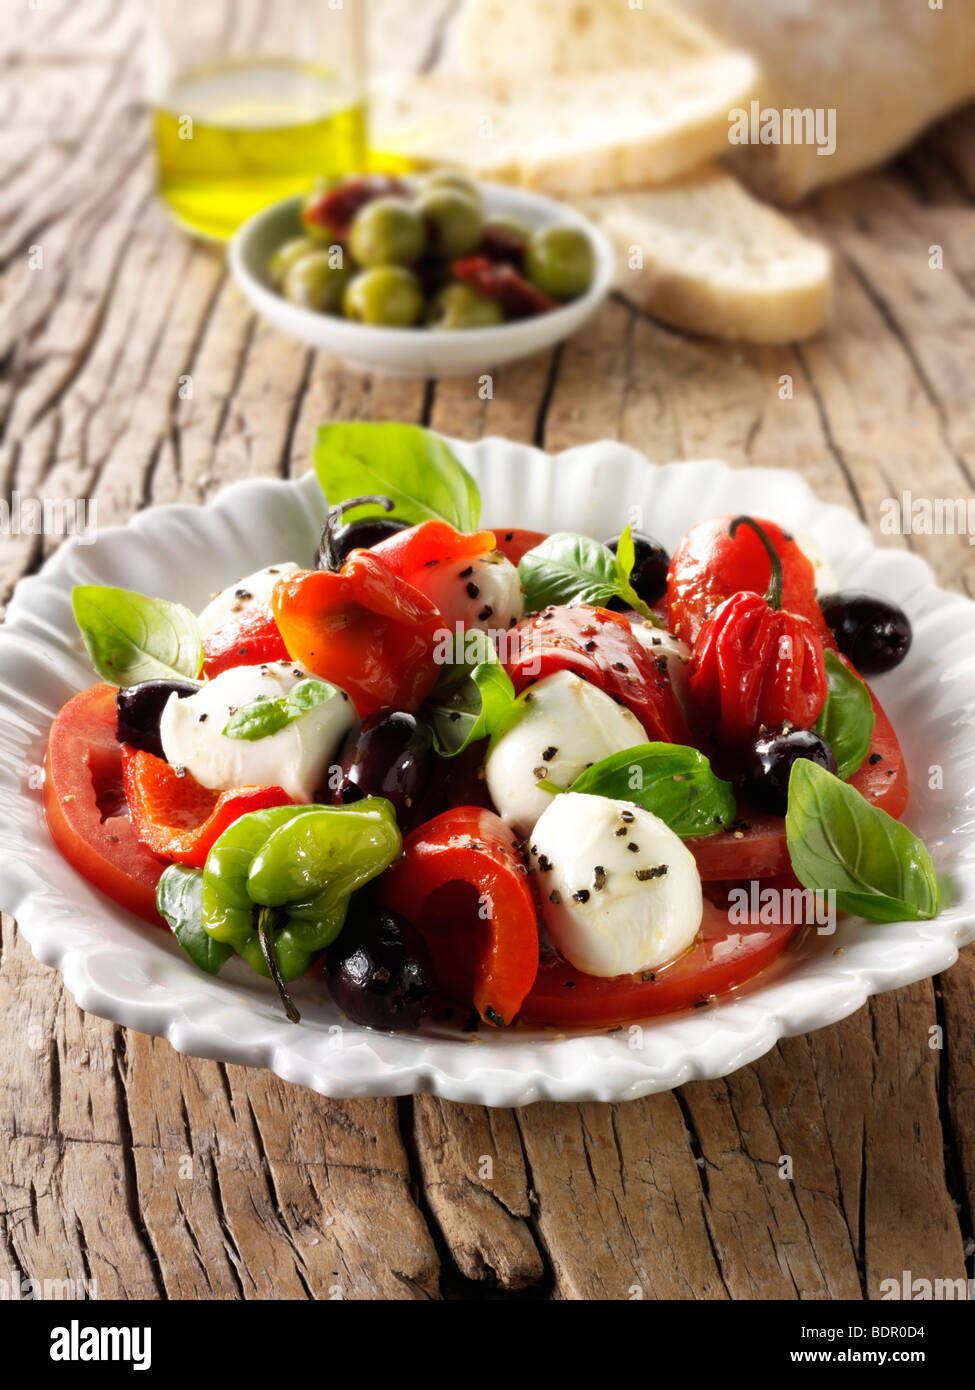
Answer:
[{"xmin": 154, "ymin": 61, "xmax": 366, "ymax": 240}]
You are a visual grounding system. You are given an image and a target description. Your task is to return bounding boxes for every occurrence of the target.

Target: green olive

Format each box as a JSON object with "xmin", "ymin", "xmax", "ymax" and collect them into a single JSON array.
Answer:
[
  {"xmin": 269, "ymin": 236, "xmax": 319, "ymax": 287},
  {"xmin": 524, "ymin": 225, "xmax": 595, "ymax": 301},
  {"xmin": 421, "ymin": 169, "xmax": 483, "ymax": 208},
  {"xmin": 427, "ymin": 283, "xmax": 504, "ymax": 330},
  {"xmin": 281, "ymin": 250, "xmax": 350, "ymax": 313},
  {"xmin": 413, "ymin": 188, "xmax": 484, "ymax": 259},
  {"xmin": 343, "ymin": 266, "xmax": 423, "ymax": 327},
  {"xmin": 347, "ymin": 197, "xmax": 426, "ymax": 268}
]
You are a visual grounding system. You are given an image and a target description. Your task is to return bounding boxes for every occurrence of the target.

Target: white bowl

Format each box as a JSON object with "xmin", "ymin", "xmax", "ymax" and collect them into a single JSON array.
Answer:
[
  {"xmin": 228, "ymin": 183, "xmax": 614, "ymax": 378},
  {"xmin": 2, "ymin": 439, "xmax": 974, "ymax": 1105}
]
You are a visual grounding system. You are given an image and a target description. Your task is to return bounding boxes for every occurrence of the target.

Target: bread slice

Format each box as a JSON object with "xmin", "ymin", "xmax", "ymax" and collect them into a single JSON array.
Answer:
[
  {"xmin": 369, "ymin": 51, "xmax": 758, "ymax": 196},
  {"xmin": 681, "ymin": 0, "xmax": 975, "ymax": 204},
  {"xmin": 580, "ymin": 166, "xmax": 832, "ymax": 343},
  {"xmin": 445, "ymin": 0, "xmax": 727, "ymax": 79}
]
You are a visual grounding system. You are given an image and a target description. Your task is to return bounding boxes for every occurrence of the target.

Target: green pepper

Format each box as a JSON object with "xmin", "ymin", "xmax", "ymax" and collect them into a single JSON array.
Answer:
[{"xmin": 201, "ymin": 799, "xmax": 402, "ymax": 1021}]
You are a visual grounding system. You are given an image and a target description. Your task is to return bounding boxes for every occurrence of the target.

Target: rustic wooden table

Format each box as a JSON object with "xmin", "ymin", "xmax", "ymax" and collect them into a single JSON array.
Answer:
[{"xmin": 1, "ymin": 1, "xmax": 973, "ymax": 1301}]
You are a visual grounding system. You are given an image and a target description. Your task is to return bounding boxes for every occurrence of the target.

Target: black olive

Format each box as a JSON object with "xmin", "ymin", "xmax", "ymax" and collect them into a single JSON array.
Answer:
[
  {"xmin": 738, "ymin": 725, "xmax": 837, "ymax": 818},
  {"xmin": 330, "ymin": 710, "xmax": 434, "ymax": 823},
  {"xmin": 818, "ymin": 591, "xmax": 912, "ymax": 675},
  {"xmin": 605, "ymin": 530, "xmax": 671, "ymax": 608},
  {"xmin": 116, "ymin": 680, "xmax": 200, "ymax": 758},
  {"xmin": 325, "ymin": 903, "xmax": 435, "ymax": 1032},
  {"xmin": 314, "ymin": 515, "xmax": 408, "ymax": 570}
]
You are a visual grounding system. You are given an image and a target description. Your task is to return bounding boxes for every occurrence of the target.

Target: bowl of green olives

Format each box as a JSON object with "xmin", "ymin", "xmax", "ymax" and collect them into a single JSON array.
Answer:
[{"xmin": 229, "ymin": 170, "xmax": 614, "ymax": 377}]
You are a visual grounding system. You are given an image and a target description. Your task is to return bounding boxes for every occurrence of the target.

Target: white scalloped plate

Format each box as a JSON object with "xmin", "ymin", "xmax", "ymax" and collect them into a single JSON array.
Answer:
[{"xmin": 1, "ymin": 439, "xmax": 974, "ymax": 1105}]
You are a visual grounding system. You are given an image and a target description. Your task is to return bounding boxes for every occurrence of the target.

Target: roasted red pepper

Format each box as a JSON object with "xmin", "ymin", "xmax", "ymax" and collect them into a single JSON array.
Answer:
[
  {"xmin": 667, "ymin": 514, "xmax": 830, "ymax": 648},
  {"xmin": 378, "ymin": 807, "xmax": 539, "ymax": 1026},
  {"xmin": 302, "ymin": 174, "xmax": 408, "ymax": 242},
  {"xmin": 505, "ymin": 604, "xmax": 692, "ymax": 745},
  {"xmin": 372, "ymin": 518, "xmax": 497, "ymax": 590},
  {"xmin": 272, "ymin": 553, "xmax": 443, "ymax": 718},
  {"xmin": 451, "ymin": 256, "xmax": 557, "ymax": 319},
  {"xmin": 687, "ymin": 517, "xmax": 828, "ymax": 746},
  {"xmin": 121, "ymin": 747, "xmax": 293, "ymax": 869},
  {"xmin": 202, "ymin": 608, "xmax": 290, "ymax": 679}
]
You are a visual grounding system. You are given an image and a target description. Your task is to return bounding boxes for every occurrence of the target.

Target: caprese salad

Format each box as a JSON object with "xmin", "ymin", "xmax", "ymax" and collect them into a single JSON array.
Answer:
[{"xmin": 44, "ymin": 422, "xmax": 940, "ymax": 1033}]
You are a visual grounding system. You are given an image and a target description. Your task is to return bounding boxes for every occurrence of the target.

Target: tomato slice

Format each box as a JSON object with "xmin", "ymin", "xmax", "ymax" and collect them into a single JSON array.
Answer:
[
  {"xmin": 506, "ymin": 604, "xmax": 692, "ymax": 744},
  {"xmin": 520, "ymin": 894, "xmax": 799, "ymax": 1028},
  {"xmin": 491, "ymin": 528, "xmax": 548, "ymax": 566},
  {"xmin": 43, "ymin": 684, "xmax": 166, "ymax": 925},
  {"xmin": 689, "ymin": 687, "xmax": 908, "ymax": 881}
]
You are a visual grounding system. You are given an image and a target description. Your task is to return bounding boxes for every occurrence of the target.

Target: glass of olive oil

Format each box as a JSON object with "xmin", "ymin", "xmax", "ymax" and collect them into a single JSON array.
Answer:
[{"xmin": 148, "ymin": 1, "xmax": 367, "ymax": 241}]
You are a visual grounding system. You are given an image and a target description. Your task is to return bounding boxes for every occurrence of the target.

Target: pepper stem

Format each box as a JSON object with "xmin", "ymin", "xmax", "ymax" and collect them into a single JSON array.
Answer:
[
  {"xmin": 728, "ymin": 515, "xmax": 783, "ymax": 611},
  {"xmin": 319, "ymin": 494, "xmax": 395, "ymax": 572},
  {"xmin": 257, "ymin": 907, "xmax": 301, "ymax": 1025}
]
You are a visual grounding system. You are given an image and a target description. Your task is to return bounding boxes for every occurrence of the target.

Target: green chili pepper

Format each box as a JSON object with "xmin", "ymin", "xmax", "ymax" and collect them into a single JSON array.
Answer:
[{"xmin": 201, "ymin": 799, "xmax": 402, "ymax": 1021}]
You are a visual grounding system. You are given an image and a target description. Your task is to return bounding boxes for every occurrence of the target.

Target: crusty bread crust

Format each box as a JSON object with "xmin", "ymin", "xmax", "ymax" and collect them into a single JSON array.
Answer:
[{"xmin": 581, "ymin": 167, "xmax": 832, "ymax": 343}]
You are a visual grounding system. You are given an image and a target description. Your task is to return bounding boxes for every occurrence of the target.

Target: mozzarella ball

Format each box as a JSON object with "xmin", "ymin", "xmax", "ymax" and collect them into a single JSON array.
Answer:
[
  {"xmin": 789, "ymin": 528, "xmax": 839, "ymax": 598},
  {"xmin": 198, "ymin": 562, "xmax": 299, "ymax": 639},
  {"xmin": 485, "ymin": 669, "xmax": 646, "ymax": 839},
  {"xmin": 530, "ymin": 792, "xmax": 703, "ymax": 977},
  {"xmin": 629, "ymin": 622, "xmax": 691, "ymax": 704},
  {"xmin": 160, "ymin": 660, "xmax": 356, "ymax": 803},
  {"xmin": 422, "ymin": 548, "xmax": 523, "ymax": 636}
]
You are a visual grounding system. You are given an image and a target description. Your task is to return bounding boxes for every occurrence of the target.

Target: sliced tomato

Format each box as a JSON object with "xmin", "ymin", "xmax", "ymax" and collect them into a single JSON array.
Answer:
[
  {"xmin": 491, "ymin": 528, "xmax": 548, "ymax": 566},
  {"xmin": 689, "ymin": 687, "xmax": 908, "ymax": 881},
  {"xmin": 520, "ymin": 893, "xmax": 799, "ymax": 1028},
  {"xmin": 121, "ymin": 747, "xmax": 293, "ymax": 869},
  {"xmin": 505, "ymin": 603, "xmax": 692, "ymax": 744},
  {"xmin": 378, "ymin": 806, "xmax": 538, "ymax": 1026},
  {"xmin": 202, "ymin": 608, "xmax": 290, "ymax": 678},
  {"xmin": 44, "ymin": 684, "xmax": 166, "ymax": 925}
]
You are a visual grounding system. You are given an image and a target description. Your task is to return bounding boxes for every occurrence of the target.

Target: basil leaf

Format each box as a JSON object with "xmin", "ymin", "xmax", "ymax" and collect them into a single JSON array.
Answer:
[
  {"xmin": 814, "ymin": 651, "xmax": 875, "ymax": 780},
  {"xmin": 518, "ymin": 530, "xmax": 664, "ymax": 624},
  {"xmin": 566, "ymin": 743, "xmax": 736, "ymax": 838},
  {"xmin": 426, "ymin": 629, "xmax": 516, "ymax": 757},
  {"xmin": 313, "ymin": 422, "xmax": 480, "ymax": 530},
  {"xmin": 157, "ymin": 865, "xmax": 233, "ymax": 975},
  {"xmin": 72, "ymin": 585, "xmax": 203, "ymax": 687},
  {"xmin": 786, "ymin": 760, "xmax": 940, "ymax": 922},
  {"xmin": 613, "ymin": 525, "xmax": 662, "ymax": 626},
  {"xmin": 518, "ymin": 532, "xmax": 620, "ymax": 611},
  {"xmin": 223, "ymin": 678, "xmax": 338, "ymax": 741}
]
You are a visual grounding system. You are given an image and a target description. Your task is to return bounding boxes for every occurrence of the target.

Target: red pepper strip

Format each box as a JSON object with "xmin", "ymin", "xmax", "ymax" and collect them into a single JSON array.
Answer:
[
  {"xmin": 667, "ymin": 515, "xmax": 831, "ymax": 648},
  {"xmin": 202, "ymin": 608, "xmax": 290, "ymax": 679},
  {"xmin": 272, "ymin": 555, "xmax": 444, "ymax": 718},
  {"xmin": 687, "ymin": 518, "xmax": 828, "ymax": 746},
  {"xmin": 451, "ymin": 256, "xmax": 558, "ymax": 319},
  {"xmin": 505, "ymin": 604, "xmax": 693, "ymax": 745},
  {"xmin": 378, "ymin": 807, "xmax": 539, "ymax": 1026},
  {"xmin": 372, "ymin": 519, "xmax": 497, "ymax": 590},
  {"xmin": 121, "ymin": 747, "xmax": 293, "ymax": 869},
  {"xmin": 492, "ymin": 527, "xmax": 548, "ymax": 566},
  {"xmin": 302, "ymin": 174, "xmax": 409, "ymax": 242}
]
